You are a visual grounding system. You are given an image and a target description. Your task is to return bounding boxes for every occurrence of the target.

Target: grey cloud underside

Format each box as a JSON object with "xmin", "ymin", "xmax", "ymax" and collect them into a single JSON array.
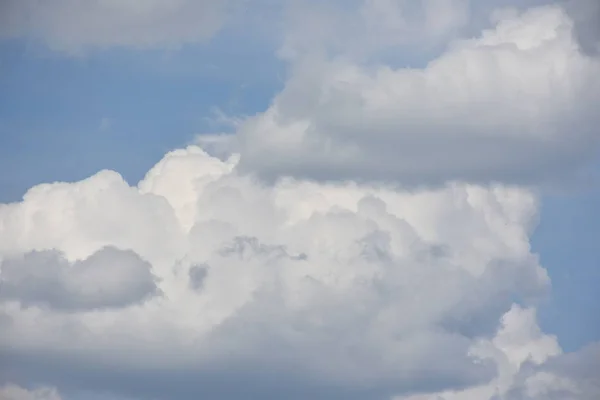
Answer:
[
  {"xmin": 546, "ymin": 341, "xmax": 600, "ymax": 382},
  {"xmin": 240, "ymin": 131, "xmax": 598, "ymax": 188},
  {"xmin": 540, "ymin": 341, "xmax": 600, "ymax": 398},
  {"xmin": 233, "ymin": 3, "xmax": 600, "ymax": 188},
  {"xmin": 0, "ymin": 242, "xmax": 544, "ymax": 399},
  {"xmin": 188, "ymin": 264, "xmax": 209, "ymax": 291},
  {"xmin": 501, "ymin": 341, "xmax": 600, "ymax": 399},
  {"xmin": 0, "ymin": 323, "xmax": 496, "ymax": 400},
  {"xmin": 0, "ymin": 0, "xmax": 596, "ymax": 58},
  {"xmin": 0, "ymin": 349, "xmax": 493, "ymax": 400},
  {"xmin": 566, "ymin": 0, "xmax": 600, "ymax": 55},
  {"xmin": 0, "ymin": 247, "xmax": 159, "ymax": 311},
  {"xmin": 219, "ymin": 235, "xmax": 308, "ymax": 261}
]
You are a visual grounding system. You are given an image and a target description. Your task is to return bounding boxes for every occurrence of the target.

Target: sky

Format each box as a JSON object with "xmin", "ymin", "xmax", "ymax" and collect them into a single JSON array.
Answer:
[{"xmin": 0, "ymin": 1, "xmax": 599, "ymax": 400}]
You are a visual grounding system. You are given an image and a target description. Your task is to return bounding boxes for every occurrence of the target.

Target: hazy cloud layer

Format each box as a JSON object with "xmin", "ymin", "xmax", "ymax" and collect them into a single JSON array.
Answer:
[{"xmin": 0, "ymin": 0, "xmax": 236, "ymax": 53}]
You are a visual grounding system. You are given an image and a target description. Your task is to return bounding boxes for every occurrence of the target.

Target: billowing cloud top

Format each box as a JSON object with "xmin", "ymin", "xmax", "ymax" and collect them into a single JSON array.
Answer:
[
  {"xmin": 235, "ymin": 4, "xmax": 600, "ymax": 187},
  {"xmin": 1, "ymin": 1, "xmax": 600, "ymax": 400}
]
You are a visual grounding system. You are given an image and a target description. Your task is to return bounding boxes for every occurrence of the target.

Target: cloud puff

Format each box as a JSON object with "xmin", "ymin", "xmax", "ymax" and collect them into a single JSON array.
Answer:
[
  {"xmin": 0, "ymin": 146, "xmax": 567, "ymax": 400},
  {"xmin": 0, "ymin": 247, "xmax": 160, "ymax": 311},
  {"xmin": 394, "ymin": 311, "xmax": 600, "ymax": 400},
  {"xmin": 494, "ymin": 341, "xmax": 600, "ymax": 400},
  {"xmin": 533, "ymin": 341, "xmax": 600, "ymax": 399},
  {"xmin": 235, "ymin": 4, "xmax": 600, "ymax": 187},
  {"xmin": 0, "ymin": 0, "xmax": 235, "ymax": 53}
]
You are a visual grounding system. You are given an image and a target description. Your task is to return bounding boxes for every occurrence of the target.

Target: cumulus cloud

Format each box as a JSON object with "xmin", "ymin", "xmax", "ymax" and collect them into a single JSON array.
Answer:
[
  {"xmin": 0, "ymin": 0, "xmax": 236, "ymax": 53},
  {"xmin": 0, "ymin": 145, "xmax": 569, "ymax": 400},
  {"xmin": 394, "ymin": 315, "xmax": 600, "ymax": 400},
  {"xmin": 1, "ymin": 1, "xmax": 599, "ymax": 400},
  {"xmin": 235, "ymin": 3, "xmax": 600, "ymax": 187},
  {"xmin": 0, "ymin": 247, "xmax": 160, "ymax": 311},
  {"xmin": 497, "ymin": 341, "xmax": 600, "ymax": 400}
]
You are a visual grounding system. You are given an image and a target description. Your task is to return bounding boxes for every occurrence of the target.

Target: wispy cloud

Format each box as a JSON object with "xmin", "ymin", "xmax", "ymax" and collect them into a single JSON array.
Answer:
[{"xmin": 0, "ymin": 0, "xmax": 237, "ymax": 54}]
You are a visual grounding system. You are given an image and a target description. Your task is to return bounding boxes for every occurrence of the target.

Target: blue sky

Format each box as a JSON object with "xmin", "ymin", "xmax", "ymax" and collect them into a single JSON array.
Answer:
[
  {"xmin": 0, "ymin": 33, "xmax": 283, "ymax": 198},
  {"xmin": 0, "ymin": 2, "xmax": 599, "ymax": 399}
]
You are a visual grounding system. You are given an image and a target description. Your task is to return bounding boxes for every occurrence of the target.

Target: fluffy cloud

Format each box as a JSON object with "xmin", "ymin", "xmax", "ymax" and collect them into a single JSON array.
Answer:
[
  {"xmin": 0, "ymin": 145, "xmax": 576, "ymax": 400},
  {"xmin": 527, "ymin": 341, "xmax": 600, "ymax": 399},
  {"xmin": 0, "ymin": 247, "xmax": 159, "ymax": 311},
  {"xmin": 394, "ymin": 314, "xmax": 600, "ymax": 400},
  {"xmin": 0, "ymin": 0, "xmax": 236, "ymax": 53},
  {"xmin": 234, "ymin": 4, "xmax": 600, "ymax": 187},
  {"xmin": 1, "ymin": 1, "xmax": 599, "ymax": 400},
  {"xmin": 491, "ymin": 340, "xmax": 600, "ymax": 400}
]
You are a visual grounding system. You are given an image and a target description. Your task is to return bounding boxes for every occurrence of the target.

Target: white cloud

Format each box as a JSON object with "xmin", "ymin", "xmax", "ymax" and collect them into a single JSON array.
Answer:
[
  {"xmin": 1, "ymin": 1, "xmax": 598, "ymax": 399},
  {"xmin": 0, "ymin": 145, "xmax": 564, "ymax": 399},
  {"xmin": 235, "ymin": 4, "xmax": 600, "ymax": 187},
  {"xmin": 497, "ymin": 340, "xmax": 600, "ymax": 400},
  {"xmin": 394, "ymin": 311, "xmax": 600, "ymax": 400},
  {"xmin": 0, "ymin": 0, "xmax": 236, "ymax": 53},
  {"xmin": 393, "ymin": 304, "xmax": 563, "ymax": 400}
]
